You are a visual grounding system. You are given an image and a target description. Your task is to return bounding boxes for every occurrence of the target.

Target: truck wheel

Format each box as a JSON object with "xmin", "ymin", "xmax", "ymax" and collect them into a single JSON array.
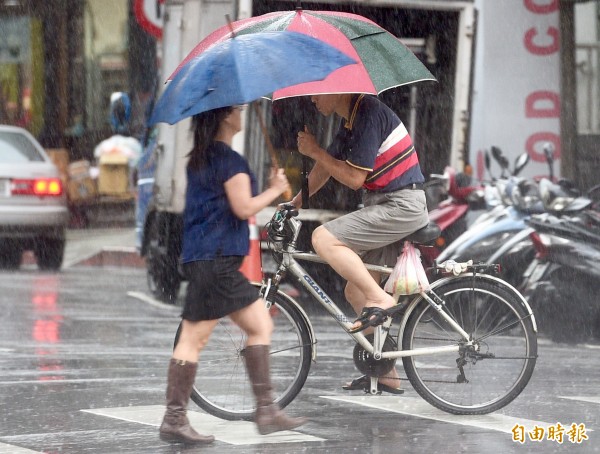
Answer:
[
  {"xmin": 146, "ymin": 217, "xmax": 181, "ymax": 304},
  {"xmin": 34, "ymin": 237, "xmax": 65, "ymax": 270},
  {"xmin": 0, "ymin": 240, "xmax": 22, "ymax": 269}
]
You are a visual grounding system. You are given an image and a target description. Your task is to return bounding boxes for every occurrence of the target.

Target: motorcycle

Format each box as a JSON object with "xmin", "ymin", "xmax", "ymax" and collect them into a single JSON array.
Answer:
[
  {"xmin": 419, "ymin": 166, "xmax": 485, "ymax": 266},
  {"xmin": 435, "ymin": 148, "xmax": 534, "ymax": 286},
  {"xmin": 521, "ymin": 179, "xmax": 599, "ymax": 343}
]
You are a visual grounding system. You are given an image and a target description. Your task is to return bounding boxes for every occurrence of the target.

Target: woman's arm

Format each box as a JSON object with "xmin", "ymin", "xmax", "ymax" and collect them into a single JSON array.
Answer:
[{"xmin": 224, "ymin": 168, "xmax": 289, "ymax": 220}]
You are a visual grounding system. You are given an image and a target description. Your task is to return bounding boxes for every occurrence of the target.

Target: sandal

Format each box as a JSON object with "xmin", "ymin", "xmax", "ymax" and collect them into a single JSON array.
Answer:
[
  {"xmin": 348, "ymin": 307, "xmax": 389, "ymax": 334},
  {"xmin": 342, "ymin": 375, "xmax": 404, "ymax": 395}
]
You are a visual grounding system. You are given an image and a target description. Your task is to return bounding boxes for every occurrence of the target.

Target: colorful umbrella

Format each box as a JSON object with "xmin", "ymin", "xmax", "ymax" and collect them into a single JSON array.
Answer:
[
  {"xmin": 149, "ymin": 30, "xmax": 356, "ymax": 125},
  {"xmin": 170, "ymin": 9, "xmax": 436, "ymax": 100}
]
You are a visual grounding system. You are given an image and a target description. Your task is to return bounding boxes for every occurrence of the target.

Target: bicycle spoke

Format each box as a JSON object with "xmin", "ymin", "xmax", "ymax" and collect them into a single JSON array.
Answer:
[
  {"xmin": 402, "ymin": 278, "xmax": 537, "ymax": 415},
  {"xmin": 188, "ymin": 285, "xmax": 312, "ymax": 420}
]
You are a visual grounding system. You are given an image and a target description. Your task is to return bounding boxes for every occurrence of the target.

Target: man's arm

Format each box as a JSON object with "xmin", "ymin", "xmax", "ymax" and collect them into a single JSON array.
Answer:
[
  {"xmin": 309, "ymin": 150, "xmax": 368, "ymax": 190},
  {"xmin": 297, "ymin": 126, "xmax": 368, "ymax": 192}
]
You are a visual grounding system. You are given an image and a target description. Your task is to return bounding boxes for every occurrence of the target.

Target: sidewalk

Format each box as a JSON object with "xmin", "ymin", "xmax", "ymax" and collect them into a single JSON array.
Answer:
[{"xmin": 64, "ymin": 228, "xmax": 144, "ymax": 268}]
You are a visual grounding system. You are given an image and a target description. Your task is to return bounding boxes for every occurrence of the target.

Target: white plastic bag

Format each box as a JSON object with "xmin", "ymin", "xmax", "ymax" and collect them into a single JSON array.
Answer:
[{"xmin": 384, "ymin": 241, "xmax": 430, "ymax": 296}]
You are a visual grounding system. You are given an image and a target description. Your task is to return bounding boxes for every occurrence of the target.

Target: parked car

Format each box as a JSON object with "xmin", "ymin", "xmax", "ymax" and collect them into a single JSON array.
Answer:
[{"xmin": 0, "ymin": 125, "xmax": 68, "ymax": 270}]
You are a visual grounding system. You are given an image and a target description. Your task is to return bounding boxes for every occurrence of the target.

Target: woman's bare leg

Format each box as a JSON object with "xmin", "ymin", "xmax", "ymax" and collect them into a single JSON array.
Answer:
[
  {"xmin": 173, "ymin": 319, "xmax": 218, "ymax": 362},
  {"xmin": 228, "ymin": 298, "xmax": 273, "ymax": 346}
]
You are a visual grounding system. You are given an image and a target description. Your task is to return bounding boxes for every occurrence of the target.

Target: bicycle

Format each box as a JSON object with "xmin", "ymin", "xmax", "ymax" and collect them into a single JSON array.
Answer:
[{"xmin": 175, "ymin": 204, "xmax": 538, "ymax": 420}]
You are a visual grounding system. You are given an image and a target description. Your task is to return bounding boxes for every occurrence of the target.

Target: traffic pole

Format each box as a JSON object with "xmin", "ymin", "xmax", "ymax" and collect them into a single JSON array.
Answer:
[{"xmin": 239, "ymin": 215, "xmax": 262, "ymax": 282}]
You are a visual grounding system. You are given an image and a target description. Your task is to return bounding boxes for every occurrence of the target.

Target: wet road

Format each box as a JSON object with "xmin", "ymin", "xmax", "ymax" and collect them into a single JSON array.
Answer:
[{"xmin": 0, "ymin": 267, "xmax": 599, "ymax": 453}]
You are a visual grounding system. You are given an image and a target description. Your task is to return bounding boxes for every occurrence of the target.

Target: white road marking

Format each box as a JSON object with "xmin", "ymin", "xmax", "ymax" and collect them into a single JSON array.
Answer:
[
  {"xmin": 0, "ymin": 442, "xmax": 41, "ymax": 453},
  {"xmin": 321, "ymin": 395, "xmax": 557, "ymax": 434},
  {"xmin": 127, "ymin": 291, "xmax": 180, "ymax": 312},
  {"xmin": 558, "ymin": 396, "xmax": 600, "ymax": 405},
  {"xmin": 0, "ymin": 377, "xmax": 150, "ymax": 386},
  {"xmin": 82, "ymin": 405, "xmax": 324, "ymax": 445},
  {"xmin": 581, "ymin": 343, "xmax": 600, "ymax": 349}
]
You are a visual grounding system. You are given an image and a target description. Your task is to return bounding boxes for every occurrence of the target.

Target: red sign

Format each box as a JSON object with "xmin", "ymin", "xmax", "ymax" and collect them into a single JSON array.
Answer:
[{"xmin": 134, "ymin": 0, "xmax": 165, "ymax": 39}]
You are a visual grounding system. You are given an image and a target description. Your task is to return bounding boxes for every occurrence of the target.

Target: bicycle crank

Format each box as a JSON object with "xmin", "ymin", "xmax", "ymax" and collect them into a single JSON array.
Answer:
[{"xmin": 353, "ymin": 334, "xmax": 397, "ymax": 377}]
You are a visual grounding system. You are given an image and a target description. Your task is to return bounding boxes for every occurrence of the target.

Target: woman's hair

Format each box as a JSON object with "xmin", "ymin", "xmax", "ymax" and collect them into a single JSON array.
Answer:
[{"xmin": 187, "ymin": 106, "xmax": 233, "ymax": 170}]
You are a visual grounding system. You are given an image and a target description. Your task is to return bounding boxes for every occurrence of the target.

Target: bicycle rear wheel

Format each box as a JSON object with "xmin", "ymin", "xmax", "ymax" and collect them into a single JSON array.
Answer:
[
  {"xmin": 174, "ymin": 283, "xmax": 313, "ymax": 421},
  {"xmin": 402, "ymin": 276, "xmax": 537, "ymax": 415}
]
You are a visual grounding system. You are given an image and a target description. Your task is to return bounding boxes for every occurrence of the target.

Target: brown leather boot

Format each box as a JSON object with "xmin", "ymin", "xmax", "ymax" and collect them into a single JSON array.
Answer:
[
  {"xmin": 243, "ymin": 345, "xmax": 307, "ymax": 435},
  {"xmin": 159, "ymin": 359, "xmax": 215, "ymax": 444}
]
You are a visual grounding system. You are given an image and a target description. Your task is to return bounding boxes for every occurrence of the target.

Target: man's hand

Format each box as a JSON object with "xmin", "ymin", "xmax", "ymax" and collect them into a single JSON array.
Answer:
[
  {"xmin": 290, "ymin": 192, "xmax": 303, "ymax": 209},
  {"xmin": 297, "ymin": 126, "xmax": 321, "ymax": 159}
]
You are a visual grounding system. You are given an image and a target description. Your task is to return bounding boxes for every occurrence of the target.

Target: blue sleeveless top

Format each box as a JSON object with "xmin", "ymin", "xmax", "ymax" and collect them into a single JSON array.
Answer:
[{"xmin": 181, "ymin": 141, "xmax": 258, "ymax": 262}]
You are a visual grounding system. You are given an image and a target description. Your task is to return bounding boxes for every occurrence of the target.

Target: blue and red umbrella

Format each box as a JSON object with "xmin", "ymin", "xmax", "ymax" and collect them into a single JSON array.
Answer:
[{"xmin": 150, "ymin": 30, "xmax": 356, "ymax": 125}]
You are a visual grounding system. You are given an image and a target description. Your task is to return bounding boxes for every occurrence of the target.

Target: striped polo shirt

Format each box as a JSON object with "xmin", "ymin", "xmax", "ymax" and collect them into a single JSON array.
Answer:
[{"xmin": 327, "ymin": 94, "xmax": 424, "ymax": 192}]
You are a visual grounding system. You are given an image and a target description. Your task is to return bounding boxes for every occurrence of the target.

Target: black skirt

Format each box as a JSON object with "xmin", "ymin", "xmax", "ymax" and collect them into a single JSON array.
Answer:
[{"xmin": 181, "ymin": 256, "xmax": 259, "ymax": 321}]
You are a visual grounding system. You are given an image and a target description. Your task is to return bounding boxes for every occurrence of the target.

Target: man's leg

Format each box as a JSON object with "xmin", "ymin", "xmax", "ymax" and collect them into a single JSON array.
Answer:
[
  {"xmin": 312, "ymin": 226, "xmax": 396, "ymax": 330},
  {"xmin": 345, "ymin": 280, "xmax": 402, "ymax": 390}
]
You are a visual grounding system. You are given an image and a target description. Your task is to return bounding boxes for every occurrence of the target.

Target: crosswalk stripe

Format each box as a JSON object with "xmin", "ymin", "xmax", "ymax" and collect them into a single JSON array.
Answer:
[
  {"xmin": 0, "ymin": 442, "xmax": 41, "ymax": 453},
  {"xmin": 81, "ymin": 405, "xmax": 324, "ymax": 445},
  {"xmin": 321, "ymin": 395, "xmax": 555, "ymax": 433},
  {"xmin": 558, "ymin": 396, "xmax": 600, "ymax": 405}
]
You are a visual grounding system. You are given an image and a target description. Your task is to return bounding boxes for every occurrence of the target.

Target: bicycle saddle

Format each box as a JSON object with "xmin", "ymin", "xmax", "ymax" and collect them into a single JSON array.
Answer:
[{"xmin": 404, "ymin": 222, "xmax": 441, "ymax": 245}]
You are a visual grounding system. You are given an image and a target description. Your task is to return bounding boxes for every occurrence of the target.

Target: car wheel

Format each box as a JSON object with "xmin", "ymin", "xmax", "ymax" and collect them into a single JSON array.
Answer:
[
  {"xmin": 34, "ymin": 238, "xmax": 65, "ymax": 270},
  {"xmin": 0, "ymin": 240, "xmax": 22, "ymax": 269}
]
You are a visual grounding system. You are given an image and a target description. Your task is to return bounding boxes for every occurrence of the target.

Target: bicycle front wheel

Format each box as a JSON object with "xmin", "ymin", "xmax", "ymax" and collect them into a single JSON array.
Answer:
[
  {"xmin": 174, "ymin": 283, "xmax": 313, "ymax": 421},
  {"xmin": 402, "ymin": 277, "xmax": 537, "ymax": 415}
]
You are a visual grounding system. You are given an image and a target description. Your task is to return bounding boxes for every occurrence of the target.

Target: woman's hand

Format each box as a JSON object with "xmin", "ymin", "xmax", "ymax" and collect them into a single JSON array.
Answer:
[{"xmin": 268, "ymin": 167, "xmax": 290, "ymax": 196}]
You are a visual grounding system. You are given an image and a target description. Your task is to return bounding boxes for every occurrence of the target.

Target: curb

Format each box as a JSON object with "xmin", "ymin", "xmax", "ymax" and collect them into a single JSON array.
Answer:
[
  {"xmin": 22, "ymin": 247, "xmax": 145, "ymax": 269},
  {"xmin": 71, "ymin": 247, "xmax": 145, "ymax": 268}
]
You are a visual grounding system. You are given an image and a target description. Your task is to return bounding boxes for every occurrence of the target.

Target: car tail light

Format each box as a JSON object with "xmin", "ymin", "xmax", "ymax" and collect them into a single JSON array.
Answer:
[{"xmin": 11, "ymin": 178, "xmax": 63, "ymax": 196}]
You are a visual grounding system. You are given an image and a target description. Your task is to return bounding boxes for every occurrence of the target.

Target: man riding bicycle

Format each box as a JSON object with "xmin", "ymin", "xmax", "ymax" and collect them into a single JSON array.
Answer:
[{"xmin": 293, "ymin": 93, "xmax": 429, "ymax": 394}]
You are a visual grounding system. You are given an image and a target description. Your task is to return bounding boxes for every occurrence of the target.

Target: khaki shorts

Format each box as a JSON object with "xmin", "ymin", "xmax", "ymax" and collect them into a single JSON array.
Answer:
[{"xmin": 323, "ymin": 188, "xmax": 428, "ymax": 267}]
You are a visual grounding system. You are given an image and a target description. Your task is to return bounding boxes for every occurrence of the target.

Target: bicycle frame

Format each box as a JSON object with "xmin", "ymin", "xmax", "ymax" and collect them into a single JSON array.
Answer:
[
  {"xmin": 265, "ymin": 206, "xmax": 536, "ymax": 364},
  {"xmin": 189, "ymin": 207, "xmax": 538, "ymax": 417},
  {"xmin": 268, "ymin": 240, "xmax": 473, "ymax": 362}
]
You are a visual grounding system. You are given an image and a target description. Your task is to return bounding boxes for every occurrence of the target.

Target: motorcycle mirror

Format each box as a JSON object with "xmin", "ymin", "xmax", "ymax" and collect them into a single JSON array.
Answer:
[
  {"xmin": 484, "ymin": 150, "xmax": 491, "ymax": 172},
  {"xmin": 491, "ymin": 146, "xmax": 509, "ymax": 168},
  {"xmin": 542, "ymin": 142, "xmax": 555, "ymax": 181},
  {"xmin": 513, "ymin": 153, "xmax": 530, "ymax": 176},
  {"xmin": 543, "ymin": 142, "xmax": 555, "ymax": 162}
]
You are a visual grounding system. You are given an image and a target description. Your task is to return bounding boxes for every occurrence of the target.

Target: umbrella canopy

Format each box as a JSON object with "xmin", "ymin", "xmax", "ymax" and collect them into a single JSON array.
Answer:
[
  {"xmin": 150, "ymin": 30, "xmax": 356, "ymax": 125},
  {"xmin": 170, "ymin": 9, "xmax": 436, "ymax": 100}
]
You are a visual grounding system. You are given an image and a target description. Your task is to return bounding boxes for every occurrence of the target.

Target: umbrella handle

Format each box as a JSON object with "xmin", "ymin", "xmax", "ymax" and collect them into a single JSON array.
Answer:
[
  {"xmin": 301, "ymin": 156, "xmax": 309, "ymax": 209},
  {"xmin": 252, "ymin": 103, "xmax": 292, "ymax": 200}
]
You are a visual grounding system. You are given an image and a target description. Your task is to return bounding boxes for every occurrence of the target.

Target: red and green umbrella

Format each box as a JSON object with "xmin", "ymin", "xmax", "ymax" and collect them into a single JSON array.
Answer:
[{"xmin": 169, "ymin": 9, "xmax": 436, "ymax": 99}]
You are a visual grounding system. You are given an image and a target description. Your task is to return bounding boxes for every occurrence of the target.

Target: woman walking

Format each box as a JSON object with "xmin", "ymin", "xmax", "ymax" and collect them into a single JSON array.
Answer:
[{"xmin": 159, "ymin": 105, "xmax": 306, "ymax": 445}]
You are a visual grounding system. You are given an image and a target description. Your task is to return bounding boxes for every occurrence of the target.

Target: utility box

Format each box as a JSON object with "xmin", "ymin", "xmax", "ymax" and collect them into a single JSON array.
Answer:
[
  {"xmin": 98, "ymin": 154, "xmax": 130, "ymax": 195},
  {"xmin": 46, "ymin": 148, "xmax": 70, "ymax": 182},
  {"xmin": 67, "ymin": 160, "xmax": 97, "ymax": 202}
]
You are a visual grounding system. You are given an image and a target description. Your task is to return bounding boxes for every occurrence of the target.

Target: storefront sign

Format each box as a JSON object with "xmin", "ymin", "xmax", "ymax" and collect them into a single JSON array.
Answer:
[
  {"xmin": 471, "ymin": 0, "xmax": 561, "ymax": 179},
  {"xmin": 134, "ymin": 0, "xmax": 165, "ymax": 39}
]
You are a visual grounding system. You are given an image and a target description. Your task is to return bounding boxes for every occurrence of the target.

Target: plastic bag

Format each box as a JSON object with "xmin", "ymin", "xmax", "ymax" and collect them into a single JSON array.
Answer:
[{"xmin": 384, "ymin": 241, "xmax": 430, "ymax": 296}]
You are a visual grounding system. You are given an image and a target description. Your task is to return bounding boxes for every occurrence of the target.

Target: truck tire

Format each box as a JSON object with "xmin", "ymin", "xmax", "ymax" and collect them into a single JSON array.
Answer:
[
  {"xmin": 0, "ymin": 240, "xmax": 22, "ymax": 269},
  {"xmin": 34, "ymin": 237, "xmax": 65, "ymax": 270},
  {"xmin": 146, "ymin": 216, "xmax": 181, "ymax": 304}
]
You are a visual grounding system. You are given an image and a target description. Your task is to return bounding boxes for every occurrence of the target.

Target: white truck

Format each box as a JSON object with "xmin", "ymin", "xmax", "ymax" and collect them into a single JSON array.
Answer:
[{"xmin": 139, "ymin": 0, "xmax": 476, "ymax": 302}]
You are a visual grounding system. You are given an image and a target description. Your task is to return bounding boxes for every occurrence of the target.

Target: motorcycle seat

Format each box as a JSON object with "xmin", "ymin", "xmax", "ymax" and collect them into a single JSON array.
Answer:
[{"xmin": 405, "ymin": 222, "xmax": 441, "ymax": 245}]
